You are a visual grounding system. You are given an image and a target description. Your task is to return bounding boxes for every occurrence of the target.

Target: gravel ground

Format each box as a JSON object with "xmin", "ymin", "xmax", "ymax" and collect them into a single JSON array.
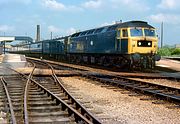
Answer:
[
  {"xmin": 0, "ymin": 55, "xmax": 3, "ymax": 62},
  {"xmin": 61, "ymin": 77, "xmax": 180, "ymax": 124},
  {"xmin": 129, "ymin": 78, "xmax": 180, "ymax": 89},
  {"xmin": 156, "ymin": 59, "xmax": 180, "ymax": 71},
  {"xmin": 0, "ymin": 111, "xmax": 7, "ymax": 123}
]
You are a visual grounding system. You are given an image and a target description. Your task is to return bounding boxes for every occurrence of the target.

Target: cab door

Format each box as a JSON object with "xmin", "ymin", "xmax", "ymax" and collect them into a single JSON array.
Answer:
[
  {"xmin": 116, "ymin": 28, "xmax": 129, "ymax": 54},
  {"xmin": 120, "ymin": 28, "xmax": 129, "ymax": 54},
  {"xmin": 116, "ymin": 29, "xmax": 121, "ymax": 52}
]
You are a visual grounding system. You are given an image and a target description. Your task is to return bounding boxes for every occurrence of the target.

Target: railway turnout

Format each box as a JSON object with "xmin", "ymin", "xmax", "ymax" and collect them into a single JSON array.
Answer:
[
  {"xmin": 0, "ymin": 54, "xmax": 180, "ymax": 123},
  {"xmin": 28, "ymin": 58, "xmax": 180, "ymax": 105},
  {"xmin": 0, "ymin": 54, "xmax": 101, "ymax": 124}
]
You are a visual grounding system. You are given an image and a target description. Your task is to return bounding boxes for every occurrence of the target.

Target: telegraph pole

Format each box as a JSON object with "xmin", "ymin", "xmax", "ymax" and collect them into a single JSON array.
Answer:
[
  {"xmin": 3, "ymin": 41, "xmax": 5, "ymax": 54},
  {"xmin": 50, "ymin": 32, "xmax": 53, "ymax": 40},
  {"xmin": 161, "ymin": 22, "xmax": 163, "ymax": 48}
]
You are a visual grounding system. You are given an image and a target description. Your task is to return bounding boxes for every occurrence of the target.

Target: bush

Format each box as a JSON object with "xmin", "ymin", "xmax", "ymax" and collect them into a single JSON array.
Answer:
[
  {"xmin": 158, "ymin": 48, "xmax": 171, "ymax": 56},
  {"xmin": 158, "ymin": 47, "xmax": 180, "ymax": 56},
  {"xmin": 171, "ymin": 48, "xmax": 180, "ymax": 55}
]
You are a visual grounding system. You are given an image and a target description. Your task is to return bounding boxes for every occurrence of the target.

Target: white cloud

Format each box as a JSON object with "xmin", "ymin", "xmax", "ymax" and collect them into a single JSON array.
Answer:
[
  {"xmin": 100, "ymin": 21, "xmax": 116, "ymax": 26},
  {"xmin": 48, "ymin": 25, "xmax": 60, "ymax": 33},
  {"xmin": 42, "ymin": 0, "xmax": 66, "ymax": 10},
  {"xmin": 157, "ymin": 0, "xmax": 179, "ymax": 9},
  {"xmin": 0, "ymin": 25, "xmax": 14, "ymax": 32},
  {"xmin": 42, "ymin": 0, "xmax": 83, "ymax": 11},
  {"xmin": 148, "ymin": 13, "xmax": 180, "ymax": 24},
  {"xmin": 110, "ymin": 0, "xmax": 149, "ymax": 11},
  {"xmin": 82, "ymin": 0, "xmax": 102, "ymax": 9},
  {"xmin": 66, "ymin": 28, "xmax": 76, "ymax": 35}
]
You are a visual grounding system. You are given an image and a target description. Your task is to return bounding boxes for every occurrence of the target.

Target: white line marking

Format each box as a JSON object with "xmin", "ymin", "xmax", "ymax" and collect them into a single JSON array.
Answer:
[
  {"xmin": 169, "ymin": 60, "xmax": 180, "ymax": 64},
  {"xmin": 157, "ymin": 65, "xmax": 170, "ymax": 67}
]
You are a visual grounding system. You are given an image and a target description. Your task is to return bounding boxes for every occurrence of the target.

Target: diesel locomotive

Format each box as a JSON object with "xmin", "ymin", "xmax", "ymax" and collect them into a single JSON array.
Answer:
[{"xmin": 10, "ymin": 21, "xmax": 160, "ymax": 69}]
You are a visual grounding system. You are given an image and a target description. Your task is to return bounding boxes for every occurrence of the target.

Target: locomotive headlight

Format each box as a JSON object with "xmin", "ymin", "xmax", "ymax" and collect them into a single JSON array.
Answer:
[
  {"xmin": 138, "ymin": 42, "xmax": 142, "ymax": 46},
  {"xmin": 148, "ymin": 42, "xmax": 151, "ymax": 46}
]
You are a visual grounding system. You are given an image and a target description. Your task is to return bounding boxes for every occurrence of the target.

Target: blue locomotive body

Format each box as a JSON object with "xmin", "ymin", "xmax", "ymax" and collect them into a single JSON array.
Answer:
[
  {"xmin": 69, "ymin": 25, "xmax": 118, "ymax": 54},
  {"xmin": 10, "ymin": 21, "xmax": 160, "ymax": 69}
]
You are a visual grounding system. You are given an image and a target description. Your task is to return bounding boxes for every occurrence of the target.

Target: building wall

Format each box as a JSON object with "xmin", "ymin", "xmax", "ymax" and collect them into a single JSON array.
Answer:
[
  {"xmin": 175, "ymin": 44, "xmax": 180, "ymax": 48},
  {"xmin": 0, "ymin": 46, "xmax": 3, "ymax": 54}
]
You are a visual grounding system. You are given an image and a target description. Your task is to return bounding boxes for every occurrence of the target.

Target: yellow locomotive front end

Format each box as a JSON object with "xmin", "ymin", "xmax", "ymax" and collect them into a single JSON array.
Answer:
[
  {"xmin": 116, "ymin": 24, "xmax": 160, "ymax": 69},
  {"xmin": 129, "ymin": 28, "xmax": 157, "ymax": 54},
  {"xmin": 129, "ymin": 27, "xmax": 160, "ymax": 69}
]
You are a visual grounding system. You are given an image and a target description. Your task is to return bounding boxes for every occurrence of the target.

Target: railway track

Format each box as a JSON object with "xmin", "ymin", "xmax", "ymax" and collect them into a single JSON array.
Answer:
[
  {"xmin": 0, "ymin": 78, "xmax": 8, "ymax": 124},
  {"xmin": 7, "ymin": 59, "xmax": 101, "ymax": 124},
  {"xmin": 30, "ymin": 60, "xmax": 101, "ymax": 123},
  {"xmin": 0, "ymin": 77, "xmax": 16, "ymax": 124},
  {"xmin": 27, "ymin": 58, "xmax": 180, "ymax": 106},
  {"xmin": 0, "ymin": 58, "xmax": 102, "ymax": 123},
  {"xmin": 27, "ymin": 80, "xmax": 78, "ymax": 123},
  {"xmin": 1, "ymin": 75, "xmax": 28, "ymax": 124},
  {"xmin": 27, "ymin": 57, "xmax": 180, "ymax": 81},
  {"xmin": 82, "ymin": 73, "xmax": 180, "ymax": 105}
]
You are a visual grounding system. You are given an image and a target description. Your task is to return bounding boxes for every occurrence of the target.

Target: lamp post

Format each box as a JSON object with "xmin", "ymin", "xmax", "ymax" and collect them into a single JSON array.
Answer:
[
  {"xmin": 51, "ymin": 32, "xmax": 53, "ymax": 40},
  {"xmin": 161, "ymin": 22, "xmax": 163, "ymax": 48},
  {"xmin": 3, "ymin": 41, "xmax": 6, "ymax": 54}
]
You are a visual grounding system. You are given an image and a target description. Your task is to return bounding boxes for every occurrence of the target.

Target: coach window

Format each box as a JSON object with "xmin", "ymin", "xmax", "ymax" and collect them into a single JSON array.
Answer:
[{"xmin": 122, "ymin": 29, "xmax": 128, "ymax": 37}]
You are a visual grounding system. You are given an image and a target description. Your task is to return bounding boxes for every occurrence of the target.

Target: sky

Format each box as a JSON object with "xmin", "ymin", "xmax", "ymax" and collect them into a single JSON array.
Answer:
[{"xmin": 0, "ymin": 0, "xmax": 180, "ymax": 45}]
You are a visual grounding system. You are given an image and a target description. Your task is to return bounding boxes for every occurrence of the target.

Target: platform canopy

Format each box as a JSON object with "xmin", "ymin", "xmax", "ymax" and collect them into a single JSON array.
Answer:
[
  {"xmin": 0, "ymin": 36, "xmax": 33, "ymax": 43},
  {"xmin": 0, "ymin": 36, "xmax": 15, "ymax": 42}
]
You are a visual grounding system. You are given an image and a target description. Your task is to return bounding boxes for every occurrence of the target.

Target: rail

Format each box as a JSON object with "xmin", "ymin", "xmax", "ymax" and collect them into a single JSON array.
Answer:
[
  {"xmin": 30, "ymin": 78, "xmax": 93, "ymax": 123},
  {"xmin": 1, "ymin": 77, "xmax": 17, "ymax": 124},
  {"xmin": 10, "ymin": 61, "xmax": 100, "ymax": 124},
  {"xmin": 27, "ymin": 57, "xmax": 180, "ymax": 81},
  {"xmin": 26, "ymin": 57, "xmax": 180, "ymax": 104},
  {"xmin": 83, "ymin": 74, "xmax": 180, "ymax": 104},
  {"xmin": 44, "ymin": 60, "xmax": 101, "ymax": 124},
  {"xmin": 24, "ymin": 60, "xmax": 36, "ymax": 124}
]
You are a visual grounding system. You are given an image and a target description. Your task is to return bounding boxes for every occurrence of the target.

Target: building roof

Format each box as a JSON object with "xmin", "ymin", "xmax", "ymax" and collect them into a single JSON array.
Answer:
[{"xmin": 0, "ymin": 36, "xmax": 33, "ymax": 43}]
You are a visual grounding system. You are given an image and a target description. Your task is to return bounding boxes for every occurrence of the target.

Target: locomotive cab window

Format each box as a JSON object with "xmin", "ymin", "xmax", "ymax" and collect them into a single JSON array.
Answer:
[
  {"xmin": 130, "ymin": 28, "xmax": 143, "ymax": 37},
  {"xmin": 122, "ymin": 29, "xmax": 128, "ymax": 37},
  {"xmin": 144, "ymin": 29, "xmax": 156, "ymax": 37}
]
